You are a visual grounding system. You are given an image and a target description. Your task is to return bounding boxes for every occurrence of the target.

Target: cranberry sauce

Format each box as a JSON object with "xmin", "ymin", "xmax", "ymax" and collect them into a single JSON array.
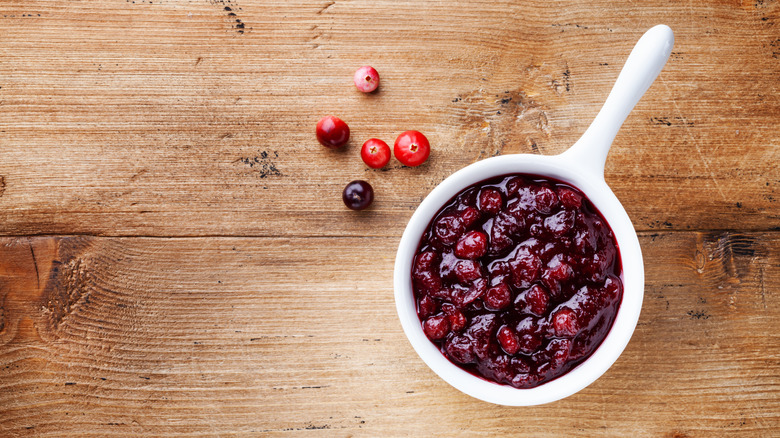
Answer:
[{"xmin": 411, "ymin": 174, "xmax": 623, "ymax": 389}]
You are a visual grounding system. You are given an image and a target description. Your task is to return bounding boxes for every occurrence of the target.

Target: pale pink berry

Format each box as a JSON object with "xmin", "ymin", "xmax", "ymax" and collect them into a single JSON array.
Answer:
[{"xmin": 353, "ymin": 65, "xmax": 380, "ymax": 92}]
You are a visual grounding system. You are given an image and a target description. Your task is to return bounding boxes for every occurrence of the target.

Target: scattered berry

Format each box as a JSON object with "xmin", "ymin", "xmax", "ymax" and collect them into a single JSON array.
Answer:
[
  {"xmin": 360, "ymin": 138, "xmax": 391, "ymax": 168},
  {"xmin": 342, "ymin": 180, "xmax": 374, "ymax": 210},
  {"xmin": 353, "ymin": 65, "xmax": 380, "ymax": 93},
  {"xmin": 316, "ymin": 115, "xmax": 350, "ymax": 149},
  {"xmin": 394, "ymin": 130, "xmax": 430, "ymax": 167}
]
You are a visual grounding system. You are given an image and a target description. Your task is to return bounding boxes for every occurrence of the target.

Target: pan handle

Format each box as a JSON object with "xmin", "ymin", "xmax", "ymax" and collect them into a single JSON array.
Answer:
[{"xmin": 560, "ymin": 25, "xmax": 674, "ymax": 177}]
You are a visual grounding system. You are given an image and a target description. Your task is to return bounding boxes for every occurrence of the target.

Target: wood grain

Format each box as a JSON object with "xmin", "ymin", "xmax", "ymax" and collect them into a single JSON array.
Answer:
[
  {"xmin": 0, "ymin": 0, "xmax": 778, "ymax": 436},
  {"xmin": 0, "ymin": 0, "xmax": 777, "ymax": 237},
  {"xmin": 0, "ymin": 233, "xmax": 778, "ymax": 436}
]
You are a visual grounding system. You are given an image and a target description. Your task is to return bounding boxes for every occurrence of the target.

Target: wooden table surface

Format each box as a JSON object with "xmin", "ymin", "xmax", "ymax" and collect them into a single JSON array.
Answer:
[{"xmin": 1, "ymin": 0, "xmax": 778, "ymax": 436}]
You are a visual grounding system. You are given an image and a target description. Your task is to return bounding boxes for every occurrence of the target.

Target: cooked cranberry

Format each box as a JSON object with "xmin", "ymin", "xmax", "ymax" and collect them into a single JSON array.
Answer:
[
  {"xmin": 412, "ymin": 173, "xmax": 622, "ymax": 389},
  {"xmin": 548, "ymin": 338, "xmax": 573, "ymax": 369},
  {"xmin": 544, "ymin": 210, "xmax": 575, "ymax": 236},
  {"xmin": 533, "ymin": 185, "xmax": 558, "ymax": 214},
  {"xmin": 442, "ymin": 303, "xmax": 467, "ymax": 332},
  {"xmin": 360, "ymin": 138, "xmax": 391, "ymax": 169},
  {"xmin": 558, "ymin": 187, "xmax": 583, "ymax": 209},
  {"xmin": 497, "ymin": 325, "xmax": 520, "ymax": 355},
  {"xmin": 423, "ymin": 315, "xmax": 450, "ymax": 340},
  {"xmin": 484, "ymin": 283, "xmax": 511, "ymax": 310},
  {"xmin": 455, "ymin": 231, "xmax": 488, "ymax": 259},
  {"xmin": 353, "ymin": 65, "xmax": 380, "ymax": 93},
  {"xmin": 515, "ymin": 284, "xmax": 549, "ymax": 316},
  {"xmin": 602, "ymin": 274, "xmax": 623, "ymax": 302},
  {"xmin": 478, "ymin": 188, "xmax": 503, "ymax": 215},
  {"xmin": 414, "ymin": 250, "xmax": 438, "ymax": 272},
  {"xmin": 454, "ymin": 260, "xmax": 482, "ymax": 283},
  {"xmin": 434, "ymin": 215, "xmax": 464, "ymax": 246},
  {"xmin": 418, "ymin": 295, "xmax": 437, "ymax": 318},
  {"xmin": 394, "ymin": 130, "xmax": 430, "ymax": 167},
  {"xmin": 511, "ymin": 356, "xmax": 531, "ymax": 374},
  {"xmin": 459, "ymin": 207, "xmax": 481, "ymax": 229},
  {"xmin": 316, "ymin": 115, "xmax": 350, "ymax": 148},
  {"xmin": 552, "ymin": 307, "xmax": 579, "ymax": 337},
  {"xmin": 509, "ymin": 250, "xmax": 542, "ymax": 289},
  {"xmin": 342, "ymin": 180, "xmax": 374, "ymax": 210},
  {"xmin": 511, "ymin": 372, "xmax": 537, "ymax": 388},
  {"xmin": 413, "ymin": 269, "xmax": 441, "ymax": 294},
  {"xmin": 505, "ymin": 176, "xmax": 528, "ymax": 197},
  {"xmin": 446, "ymin": 335, "xmax": 476, "ymax": 364},
  {"xmin": 467, "ymin": 314, "xmax": 497, "ymax": 360}
]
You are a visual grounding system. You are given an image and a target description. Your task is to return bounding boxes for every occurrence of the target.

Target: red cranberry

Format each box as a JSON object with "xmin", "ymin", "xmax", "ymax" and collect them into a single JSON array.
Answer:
[
  {"xmin": 509, "ymin": 250, "xmax": 542, "ymax": 289},
  {"xmin": 497, "ymin": 326, "xmax": 520, "ymax": 355},
  {"xmin": 532, "ymin": 185, "xmax": 558, "ymax": 214},
  {"xmin": 360, "ymin": 138, "xmax": 391, "ymax": 169},
  {"xmin": 558, "ymin": 187, "xmax": 583, "ymax": 209},
  {"xmin": 506, "ymin": 176, "xmax": 528, "ymax": 197},
  {"xmin": 514, "ymin": 284, "xmax": 549, "ymax": 316},
  {"xmin": 454, "ymin": 260, "xmax": 482, "ymax": 283},
  {"xmin": 478, "ymin": 188, "xmax": 503, "ymax": 215},
  {"xmin": 342, "ymin": 180, "xmax": 374, "ymax": 210},
  {"xmin": 548, "ymin": 338, "xmax": 573, "ymax": 369},
  {"xmin": 455, "ymin": 231, "xmax": 488, "ymax": 259},
  {"xmin": 446, "ymin": 335, "xmax": 476, "ymax": 364},
  {"xmin": 544, "ymin": 210, "xmax": 575, "ymax": 236},
  {"xmin": 423, "ymin": 315, "xmax": 450, "ymax": 340},
  {"xmin": 602, "ymin": 274, "xmax": 623, "ymax": 302},
  {"xmin": 434, "ymin": 215, "xmax": 464, "ymax": 246},
  {"xmin": 353, "ymin": 65, "xmax": 380, "ymax": 93},
  {"xmin": 316, "ymin": 115, "xmax": 350, "ymax": 148},
  {"xmin": 442, "ymin": 303, "xmax": 467, "ymax": 332},
  {"xmin": 414, "ymin": 251, "xmax": 438, "ymax": 272},
  {"xmin": 484, "ymin": 283, "xmax": 511, "ymax": 310},
  {"xmin": 418, "ymin": 295, "xmax": 437, "ymax": 318},
  {"xmin": 453, "ymin": 278, "xmax": 487, "ymax": 306},
  {"xmin": 459, "ymin": 207, "xmax": 481, "ymax": 229},
  {"xmin": 466, "ymin": 314, "xmax": 497, "ymax": 360},
  {"xmin": 552, "ymin": 307, "xmax": 579, "ymax": 337},
  {"xmin": 412, "ymin": 269, "xmax": 441, "ymax": 295},
  {"xmin": 394, "ymin": 130, "xmax": 430, "ymax": 167}
]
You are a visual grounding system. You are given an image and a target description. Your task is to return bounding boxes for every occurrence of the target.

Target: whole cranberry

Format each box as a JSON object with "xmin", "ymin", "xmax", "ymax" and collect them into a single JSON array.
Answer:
[
  {"xmin": 484, "ymin": 283, "xmax": 511, "ymax": 310},
  {"xmin": 497, "ymin": 325, "xmax": 520, "ymax": 355},
  {"xmin": 478, "ymin": 188, "xmax": 503, "ymax": 215},
  {"xmin": 514, "ymin": 284, "xmax": 549, "ymax": 316},
  {"xmin": 353, "ymin": 65, "xmax": 380, "ymax": 93},
  {"xmin": 418, "ymin": 295, "xmax": 437, "ymax": 318},
  {"xmin": 360, "ymin": 138, "xmax": 391, "ymax": 169},
  {"xmin": 442, "ymin": 303, "xmax": 467, "ymax": 332},
  {"xmin": 459, "ymin": 207, "xmax": 481, "ymax": 229},
  {"xmin": 446, "ymin": 335, "xmax": 476, "ymax": 364},
  {"xmin": 454, "ymin": 260, "xmax": 482, "ymax": 283},
  {"xmin": 394, "ymin": 130, "xmax": 430, "ymax": 167},
  {"xmin": 342, "ymin": 180, "xmax": 374, "ymax": 210},
  {"xmin": 558, "ymin": 187, "xmax": 583, "ymax": 209},
  {"xmin": 423, "ymin": 315, "xmax": 450, "ymax": 340},
  {"xmin": 455, "ymin": 230, "xmax": 488, "ymax": 259},
  {"xmin": 552, "ymin": 307, "xmax": 579, "ymax": 337},
  {"xmin": 316, "ymin": 115, "xmax": 350, "ymax": 148}
]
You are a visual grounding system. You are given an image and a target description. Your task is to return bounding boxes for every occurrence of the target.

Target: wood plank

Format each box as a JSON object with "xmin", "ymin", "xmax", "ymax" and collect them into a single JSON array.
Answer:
[
  {"xmin": 0, "ymin": 0, "xmax": 777, "ymax": 237},
  {"xmin": 0, "ymin": 232, "xmax": 777, "ymax": 436}
]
